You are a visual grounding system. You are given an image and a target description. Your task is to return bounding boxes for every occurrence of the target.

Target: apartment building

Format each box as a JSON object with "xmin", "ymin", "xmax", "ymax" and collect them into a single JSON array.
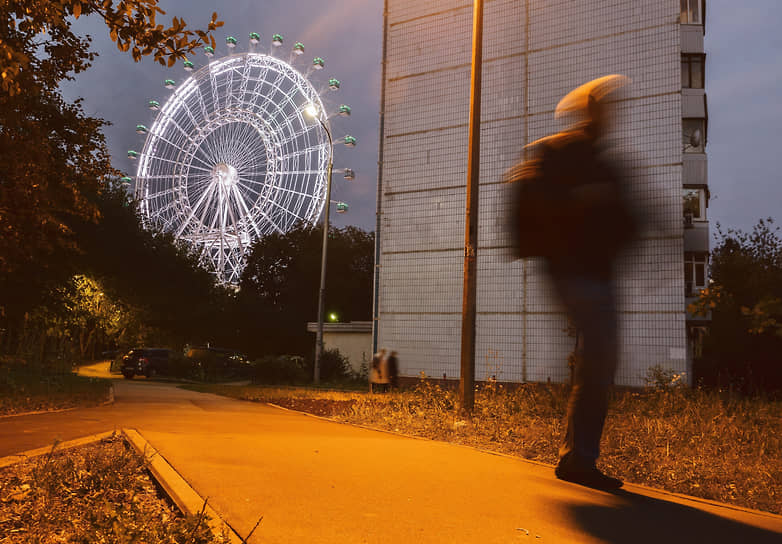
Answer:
[{"xmin": 373, "ymin": 0, "xmax": 709, "ymax": 386}]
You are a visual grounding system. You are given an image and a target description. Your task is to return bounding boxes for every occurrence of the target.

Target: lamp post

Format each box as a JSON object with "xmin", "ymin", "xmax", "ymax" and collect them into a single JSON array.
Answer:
[
  {"xmin": 459, "ymin": 0, "xmax": 484, "ymax": 416},
  {"xmin": 307, "ymin": 105, "xmax": 333, "ymax": 384}
]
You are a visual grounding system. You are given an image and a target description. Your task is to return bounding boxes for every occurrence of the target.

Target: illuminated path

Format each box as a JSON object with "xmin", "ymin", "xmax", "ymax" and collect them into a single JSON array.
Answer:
[{"xmin": 1, "ymin": 362, "xmax": 780, "ymax": 543}]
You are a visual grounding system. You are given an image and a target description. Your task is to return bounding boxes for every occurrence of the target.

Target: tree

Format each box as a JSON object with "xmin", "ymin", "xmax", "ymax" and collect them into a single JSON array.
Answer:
[
  {"xmin": 0, "ymin": 1, "xmax": 222, "ymax": 355},
  {"xmin": 74, "ymin": 184, "xmax": 238, "ymax": 350},
  {"xmin": 238, "ymin": 225, "xmax": 375, "ymax": 356},
  {"xmin": 0, "ymin": 1, "xmax": 222, "ymax": 95},
  {"xmin": 689, "ymin": 218, "xmax": 782, "ymax": 392}
]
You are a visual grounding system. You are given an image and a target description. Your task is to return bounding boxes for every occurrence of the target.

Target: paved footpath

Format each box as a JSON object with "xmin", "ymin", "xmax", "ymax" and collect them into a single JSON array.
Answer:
[{"xmin": 1, "ymin": 362, "xmax": 780, "ymax": 543}]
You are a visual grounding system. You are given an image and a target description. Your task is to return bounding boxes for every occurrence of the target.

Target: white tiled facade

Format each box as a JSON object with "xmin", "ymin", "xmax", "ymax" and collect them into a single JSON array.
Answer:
[{"xmin": 375, "ymin": 1, "xmax": 703, "ymax": 387}]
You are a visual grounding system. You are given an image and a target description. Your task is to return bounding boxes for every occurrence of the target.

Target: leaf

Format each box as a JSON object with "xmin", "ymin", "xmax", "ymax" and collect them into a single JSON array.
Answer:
[
  {"xmin": 73, "ymin": 2, "xmax": 82, "ymax": 18},
  {"xmin": 167, "ymin": 55, "xmax": 176, "ymax": 67}
]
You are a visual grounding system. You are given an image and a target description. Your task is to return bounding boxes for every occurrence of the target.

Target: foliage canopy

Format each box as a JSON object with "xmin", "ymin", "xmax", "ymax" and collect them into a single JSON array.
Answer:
[{"xmin": 689, "ymin": 218, "xmax": 782, "ymax": 392}]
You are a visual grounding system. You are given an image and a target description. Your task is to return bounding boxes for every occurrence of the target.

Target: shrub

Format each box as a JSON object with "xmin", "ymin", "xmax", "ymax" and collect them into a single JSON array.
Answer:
[
  {"xmin": 251, "ymin": 355, "xmax": 308, "ymax": 384},
  {"xmin": 645, "ymin": 364, "xmax": 686, "ymax": 390},
  {"xmin": 314, "ymin": 348, "xmax": 351, "ymax": 383}
]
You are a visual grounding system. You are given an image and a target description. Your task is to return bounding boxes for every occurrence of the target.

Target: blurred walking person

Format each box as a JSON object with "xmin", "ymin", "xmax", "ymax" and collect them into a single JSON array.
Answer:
[
  {"xmin": 386, "ymin": 350, "xmax": 399, "ymax": 389},
  {"xmin": 505, "ymin": 75, "xmax": 638, "ymax": 490},
  {"xmin": 369, "ymin": 348, "xmax": 389, "ymax": 393}
]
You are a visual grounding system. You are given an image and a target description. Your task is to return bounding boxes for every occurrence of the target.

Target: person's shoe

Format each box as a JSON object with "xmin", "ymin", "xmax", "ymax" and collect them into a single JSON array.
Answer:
[{"xmin": 555, "ymin": 463, "xmax": 623, "ymax": 490}]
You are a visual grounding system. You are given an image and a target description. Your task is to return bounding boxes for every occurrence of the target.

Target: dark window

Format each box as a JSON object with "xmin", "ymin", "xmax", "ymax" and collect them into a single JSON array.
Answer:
[{"xmin": 681, "ymin": 54, "xmax": 705, "ymax": 89}]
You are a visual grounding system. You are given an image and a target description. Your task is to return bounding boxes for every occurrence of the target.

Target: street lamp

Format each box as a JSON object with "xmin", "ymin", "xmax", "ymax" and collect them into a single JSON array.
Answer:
[
  {"xmin": 459, "ymin": 0, "xmax": 484, "ymax": 416},
  {"xmin": 306, "ymin": 103, "xmax": 355, "ymax": 383},
  {"xmin": 305, "ymin": 104, "xmax": 333, "ymax": 384}
]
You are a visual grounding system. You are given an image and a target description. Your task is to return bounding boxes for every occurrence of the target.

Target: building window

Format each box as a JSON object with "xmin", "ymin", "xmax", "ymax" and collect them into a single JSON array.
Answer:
[
  {"xmin": 683, "ymin": 188, "xmax": 706, "ymax": 222},
  {"xmin": 683, "ymin": 119, "xmax": 705, "ymax": 153},
  {"xmin": 682, "ymin": 54, "xmax": 705, "ymax": 89},
  {"xmin": 684, "ymin": 253, "xmax": 707, "ymax": 296},
  {"xmin": 680, "ymin": 0, "xmax": 702, "ymax": 24}
]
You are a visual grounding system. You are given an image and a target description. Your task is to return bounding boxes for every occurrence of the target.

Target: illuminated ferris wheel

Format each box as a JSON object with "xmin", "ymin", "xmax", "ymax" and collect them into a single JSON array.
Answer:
[{"xmin": 128, "ymin": 33, "xmax": 355, "ymax": 284}]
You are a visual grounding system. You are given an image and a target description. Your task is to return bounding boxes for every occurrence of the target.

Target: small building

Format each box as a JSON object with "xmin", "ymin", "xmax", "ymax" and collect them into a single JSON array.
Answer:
[{"xmin": 306, "ymin": 321, "xmax": 372, "ymax": 375}]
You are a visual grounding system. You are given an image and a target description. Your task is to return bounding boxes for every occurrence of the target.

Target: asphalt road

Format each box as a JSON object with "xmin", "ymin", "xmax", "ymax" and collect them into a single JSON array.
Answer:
[{"xmin": 1, "ymin": 362, "xmax": 780, "ymax": 543}]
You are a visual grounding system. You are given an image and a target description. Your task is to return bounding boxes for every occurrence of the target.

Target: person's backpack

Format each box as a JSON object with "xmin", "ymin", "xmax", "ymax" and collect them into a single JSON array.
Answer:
[
  {"xmin": 505, "ymin": 129, "xmax": 638, "ymax": 262},
  {"xmin": 504, "ymin": 141, "xmax": 568, "ymax": 259}
]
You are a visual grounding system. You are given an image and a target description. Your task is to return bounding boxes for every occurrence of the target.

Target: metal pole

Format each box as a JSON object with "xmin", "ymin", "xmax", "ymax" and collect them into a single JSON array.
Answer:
[
  {"xmin": 372, "ymin": 0, "xmax": 390, "ymax": 356},
  {"xmin": 459, "ymin": 0, "xmax": 484, "ymax": 416},
  {"xmin": 314, "ymin": 120, "xmax": 333, "ymax": 384}
]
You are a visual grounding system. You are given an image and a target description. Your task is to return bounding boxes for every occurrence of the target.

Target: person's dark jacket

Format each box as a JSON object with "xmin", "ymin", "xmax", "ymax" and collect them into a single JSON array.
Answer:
[{"xmin": 511, "ymin": 128, "xmax": 637, "ymax": 279}]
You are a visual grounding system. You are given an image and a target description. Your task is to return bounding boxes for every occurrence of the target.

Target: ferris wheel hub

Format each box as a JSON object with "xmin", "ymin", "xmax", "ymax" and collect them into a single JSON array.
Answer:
[{"xmin": 212, "ymin": 162, "xmax": 239, "ymax": 189}]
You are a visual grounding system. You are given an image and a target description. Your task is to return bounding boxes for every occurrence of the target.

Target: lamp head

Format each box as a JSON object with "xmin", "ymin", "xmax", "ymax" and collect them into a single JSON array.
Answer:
[{"xmin": 305, "ymin": 103, "xmax": 319, "ymax": 118}]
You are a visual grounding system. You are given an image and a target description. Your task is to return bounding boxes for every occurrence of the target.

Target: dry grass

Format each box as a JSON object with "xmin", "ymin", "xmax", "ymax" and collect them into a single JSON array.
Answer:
[
  {"xmin": 185, "ymin": 380, "xmax": 782, "ymax": 515},
  {"xmin": 0, "ymin": 434, "xmax": 227, "ymax": 543},
  {"xmin": 0, "ymin": 367, "xmax": 111, "ymax": 416}
]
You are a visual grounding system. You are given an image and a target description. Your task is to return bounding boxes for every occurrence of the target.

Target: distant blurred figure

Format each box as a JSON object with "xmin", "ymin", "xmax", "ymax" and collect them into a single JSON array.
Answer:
[
  {"xmin": 369, "ymin": 348, "xmax": 389, "ymax": 393},
  {"xmin": 505, "ymin": 75, "xmax": 637, "ymax": 490},
  {"xmin": 387, "ymin": 350, "xmax": 399, "ymax": 389}
]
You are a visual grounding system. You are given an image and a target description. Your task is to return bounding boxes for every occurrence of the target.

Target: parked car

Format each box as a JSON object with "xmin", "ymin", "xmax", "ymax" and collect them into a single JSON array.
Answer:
[
  {"xmin": 120, "ymin": 348, "xmax": 174, "ymax": 379},
  {"xmin": 185, "ymin": 347, "xmax": 250, "ymax": 381}
]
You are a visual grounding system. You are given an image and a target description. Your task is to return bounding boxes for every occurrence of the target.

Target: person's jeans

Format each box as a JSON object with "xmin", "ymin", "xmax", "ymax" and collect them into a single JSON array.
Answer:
[{"xmin": 549, "ymin": 271, "xmax": 617, "ymax": 466}]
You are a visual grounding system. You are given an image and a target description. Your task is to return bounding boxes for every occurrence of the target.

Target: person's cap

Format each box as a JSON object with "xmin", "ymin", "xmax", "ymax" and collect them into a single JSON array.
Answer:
[{"xmin": 554, "ymin": 74, "xmax": 630, "ymax": 119}]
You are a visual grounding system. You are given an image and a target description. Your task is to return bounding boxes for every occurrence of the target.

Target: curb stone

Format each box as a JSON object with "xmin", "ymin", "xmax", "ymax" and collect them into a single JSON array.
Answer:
[
  {"xmin": 122, "ymin": 428, "xmax": 244, "ymax": 544},
  {"xmin": 0, "ymin": 429, "xmax": 243, "ymax": 543},
  {"xmin": 0, "ymin": 430, "xmax": 116, "ymax": 469}
]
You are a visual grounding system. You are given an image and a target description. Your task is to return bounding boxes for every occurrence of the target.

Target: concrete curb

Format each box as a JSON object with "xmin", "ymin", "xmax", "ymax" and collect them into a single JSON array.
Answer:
[
  {"xmin": 122, "ymin": 428, "xmax": 244, "ymax": 544},
  {"xmin": 264, "ymin": 402, "xmax": 782, "ymax": 522},
  {"xmin": 0, "ymin": 430, "xmax": 117, "ymax": 469}
]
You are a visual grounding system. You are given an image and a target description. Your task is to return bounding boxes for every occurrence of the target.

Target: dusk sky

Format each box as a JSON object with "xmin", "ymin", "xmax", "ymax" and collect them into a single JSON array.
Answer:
[{"xmin": 62, "ymin": 1, "xmax": 782, "ymax": 239}]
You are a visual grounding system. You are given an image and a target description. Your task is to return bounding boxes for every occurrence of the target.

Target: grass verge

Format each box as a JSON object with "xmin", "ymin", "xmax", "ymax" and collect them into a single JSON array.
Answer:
[
  {"xmin": 183, "ymin": 380, "xmax": 782, "ymax": 515},
  {"xmin": 0, "ymin": 366, "xmax": 111, "ymax": 417},
  {"xmin": 0, "ymin": 433, "xmax": 227, "ymax": 543}
]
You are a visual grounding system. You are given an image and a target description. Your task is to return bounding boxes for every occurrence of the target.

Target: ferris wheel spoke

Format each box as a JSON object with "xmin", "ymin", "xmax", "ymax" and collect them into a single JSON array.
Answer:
[
  {"xmin": 193, "ymin": 129, "xmax": 220, "ymax": 165},
  {"xmin": 244, "ymin": 179, "xmax": 314, "ymax": 201},
  {"xmin": 275, "ymin": 169, "xmax": 324, "ymax": 176},
  {"xmin": 232, "ymin": 138, "xmax": 268, "ymax": 171},
  {"xmin": 156, "ymin": 112, "xmax": 202, "ymax": 152},
  {"xmin": 266, "ymin": 195, "xmax": 306, "ymax": 223},
  {"xmin": 151, "ymin": 130, "xmax": 215, "ymax": 173},
  {"xmin": 223, "ymin": 192, "xmax": 246, "ymax": 256},
  {"xmin": 186, "ymin": 177, "xmax": 214, "ymax": 199},
  {"xmin": 176, "ymin": 180, "xmax": 217, "ymax": 237},
  {"xmin": 179, "ymin": 100, "xmax": 201, "ymax": 136},
  {"xmin": 235, "ymin": 178, "xmax": 267, "ymax": 199},
  {"xmin": 230, "ymin": 184, "xmax": 264, "ymax": 239}
]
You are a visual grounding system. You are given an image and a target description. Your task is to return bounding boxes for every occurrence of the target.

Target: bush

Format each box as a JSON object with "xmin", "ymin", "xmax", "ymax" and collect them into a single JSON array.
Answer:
[
  {"xmin": 251, "ymin": 355, "xmax": 308, "ymax": 385},
  {"xmin": 313, "ymin": 349, "xmax": 351, "ymax": 383},
  {"xmin": 250, "ymin": 349, "xmax": 353, "ymax": 385},
  {"xmin": 165, "ymin": 352, "xmax": 200, "ymax": 381},
  {"xmin": 185, "ymin": 348, "xmax": 251, "ymax": 383}
]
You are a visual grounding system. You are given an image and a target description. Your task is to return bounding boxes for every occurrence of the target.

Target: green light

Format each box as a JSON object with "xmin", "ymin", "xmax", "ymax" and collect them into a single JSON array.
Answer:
[{"xmin": 329, "ymin": 313, "xmax": 338, "ymax": 322}]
